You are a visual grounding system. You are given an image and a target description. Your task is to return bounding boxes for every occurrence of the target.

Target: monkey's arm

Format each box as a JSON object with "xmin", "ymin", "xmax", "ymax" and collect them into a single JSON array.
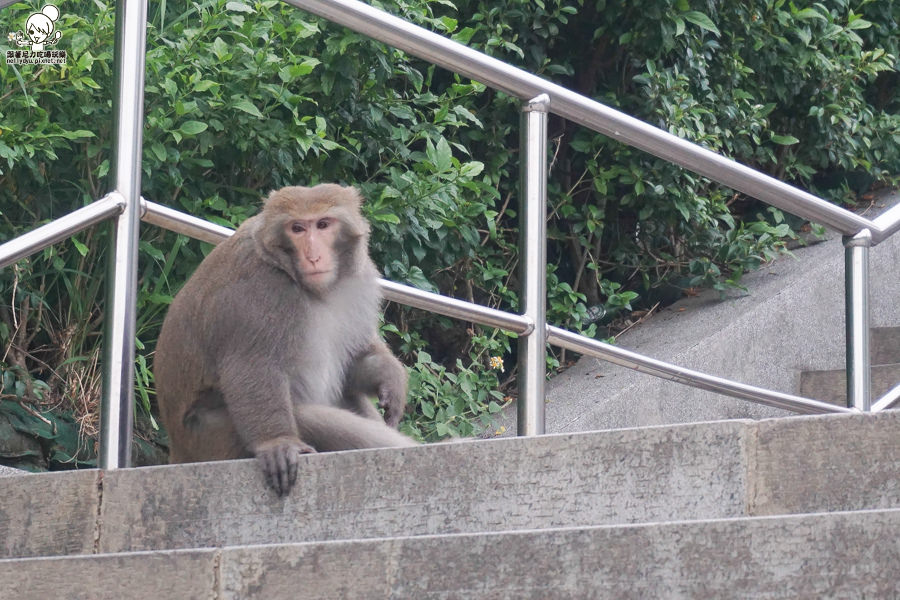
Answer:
[
  {"xmin": 343, "ymin": 339, "xmax": 409, "ymax": 428},
  {"xmin": 218, "ymin": 353, "xmax": 314, "ymax": 496}
]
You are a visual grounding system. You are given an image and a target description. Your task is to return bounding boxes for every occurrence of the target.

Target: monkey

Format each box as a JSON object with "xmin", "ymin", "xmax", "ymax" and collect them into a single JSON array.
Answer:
[{"xmin": 154, "ymin": 184, "xmax": 417, "ymax": 496}]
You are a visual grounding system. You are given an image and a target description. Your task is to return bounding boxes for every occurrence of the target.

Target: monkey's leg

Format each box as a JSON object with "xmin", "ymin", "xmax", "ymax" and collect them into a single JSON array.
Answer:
[
  {"xmin": 343, "ymin": 392, "xmax": 385, "ymax": 422},
  {"xmin": 171, "ymin": 391, "xmax": 252, "ymax": 463},
  {"xmin": 294, "ymin": 404, "xmax": 418, "ymax": 452}
]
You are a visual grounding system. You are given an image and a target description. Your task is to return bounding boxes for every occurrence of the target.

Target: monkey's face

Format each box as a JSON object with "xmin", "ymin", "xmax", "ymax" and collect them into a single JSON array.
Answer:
[
  {"xmin": 285, "ymin": 216, "xmax": 342, "ymax": 292},
  {"xmin": 258, "ymin": 185, "xmax": 370, "ymax": 294}
]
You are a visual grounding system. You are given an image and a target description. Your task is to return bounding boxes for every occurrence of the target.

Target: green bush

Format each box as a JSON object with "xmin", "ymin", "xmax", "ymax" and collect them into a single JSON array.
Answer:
[{"xmin": 0, "ymin": 0, "xmax": 896, "ymax": 468}]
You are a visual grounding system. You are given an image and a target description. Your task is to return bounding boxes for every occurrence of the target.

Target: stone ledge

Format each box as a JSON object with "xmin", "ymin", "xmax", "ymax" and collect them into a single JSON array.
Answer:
[{"xmin": 0, "ymin": 411, "xmax": 897, "ymax": 559}]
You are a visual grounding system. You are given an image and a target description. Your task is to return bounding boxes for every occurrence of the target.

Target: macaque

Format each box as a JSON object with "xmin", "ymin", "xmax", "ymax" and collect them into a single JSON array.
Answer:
[{"xmin": 155, "ymin": 184, "xmax": 416, "ymax": 496}]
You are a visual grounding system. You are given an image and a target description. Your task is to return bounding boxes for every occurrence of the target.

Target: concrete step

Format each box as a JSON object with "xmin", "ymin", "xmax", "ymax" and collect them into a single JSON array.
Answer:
[
  {"xmin": 2, "ymin": 508, "xmax": 898, "ymax": 599},
  {"xmin": 800, "ymin": 363, "xmax": 900, "ymax": 406},
  {"xmin": 2, "ymin": 411, "xmax": 898, "ymax": 559},
  {"xmin": 799, "ymin": 326, "xmax": 900, "ymax": 405},
  {"xmin": 870, "ymin": 326, "xmax": 900, "ymax": 365}
]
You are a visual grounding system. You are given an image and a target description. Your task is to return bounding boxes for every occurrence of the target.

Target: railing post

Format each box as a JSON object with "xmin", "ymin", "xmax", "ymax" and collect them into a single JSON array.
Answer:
[
  {"xmin": 100, "ymin": 0, "xmax": 150, "ymax": 469},
  {"xmin": 517, "ymin": 94, "xmax": 550, "ymax": 436},
  {"xmin": 844, "ymin": 229, "xmax": 872, "ymax": 411}
]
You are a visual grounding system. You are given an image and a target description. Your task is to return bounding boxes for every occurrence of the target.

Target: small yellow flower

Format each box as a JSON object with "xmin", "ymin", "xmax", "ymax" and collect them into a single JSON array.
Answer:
[
  {"xmin": 494, "ymin": 425, "xmax": 506, "ymax": 435},
  {"xmin": 489, "ymin": 356, "xmax": 504, "ymax": 372}
]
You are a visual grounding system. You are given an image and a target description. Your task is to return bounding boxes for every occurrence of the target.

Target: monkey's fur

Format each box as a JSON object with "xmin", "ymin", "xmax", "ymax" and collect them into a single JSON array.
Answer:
[{"xmin": 155, "ymin": 184, "xmax": 416, "ymax": 495}]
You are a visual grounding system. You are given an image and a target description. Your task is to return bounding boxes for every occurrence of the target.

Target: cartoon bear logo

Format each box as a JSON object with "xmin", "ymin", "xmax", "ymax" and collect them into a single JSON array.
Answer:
[{"xmin": 12, "ymin": 5, "xmax": 63, "ymax": 52}]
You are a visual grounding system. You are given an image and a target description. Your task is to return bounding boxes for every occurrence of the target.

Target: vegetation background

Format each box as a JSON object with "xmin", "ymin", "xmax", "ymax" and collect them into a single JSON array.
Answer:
[{"xmin": 1, "ymin": 0, "xmax": 897, "ymax": 470}]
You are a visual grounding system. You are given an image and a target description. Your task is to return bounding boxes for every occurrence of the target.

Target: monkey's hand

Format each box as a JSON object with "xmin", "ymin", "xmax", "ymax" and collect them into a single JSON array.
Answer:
[
  {"xmin": 377, "ymin": 376, "xmax": 407, "ymax": 428},
  {"xmin": 254, "ymin": 436, "xmax": 315, "ymax": 497},
  {"xmin": 348, "ymin": 341, "xmax": 409, "ymax": 428}
]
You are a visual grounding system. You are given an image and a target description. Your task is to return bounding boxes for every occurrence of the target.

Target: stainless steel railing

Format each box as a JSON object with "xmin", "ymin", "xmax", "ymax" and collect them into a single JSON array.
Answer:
[
  {"xmin": 1, "ymin": 0, "xmax": 898, "ymax": 469},
  {"xmin": 142, "ymin": 196, "xmax": 857, "ymax": 420}
]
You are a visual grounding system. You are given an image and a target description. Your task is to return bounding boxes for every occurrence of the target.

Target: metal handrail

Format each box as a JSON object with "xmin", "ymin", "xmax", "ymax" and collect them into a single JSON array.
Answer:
[
  {"xmin": 1, "ymin": 0, "xmax": 897, "ymax": 468},
  {"xmin": 871, "ymin": 202, "xmax": 900, "ymax": 244},
  {"xmin": 280, "ymin": 0, "xmax": 896, "ymax": 416},
  {"xmin": 872, "ymin": 383, "xmax": 900, "ymax": 413},
  {"xmin": 0, "ymin": 194, "xmax": 125, "ymax": 269},
  {"xmin": 139, "ymin": 198, "xmax": 854, "ymax": 417},
  {"xmin": 284, "ymin": 0, "xmax": 900, "ymax": 241},
  {"xmin": 547, "ymin": 327, "xmax": 854, "ymax": 415}
]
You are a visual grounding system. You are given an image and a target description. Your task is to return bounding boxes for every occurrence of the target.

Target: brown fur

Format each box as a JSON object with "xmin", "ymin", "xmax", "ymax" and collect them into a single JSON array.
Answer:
[{"xmin": 155, "ymin": 184, "xmax": 415, "ymax": 496}]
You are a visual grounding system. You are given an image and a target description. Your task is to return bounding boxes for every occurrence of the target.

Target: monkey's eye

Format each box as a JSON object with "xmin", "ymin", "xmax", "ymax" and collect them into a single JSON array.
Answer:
[
  {"xmin": 291, "ymin": 222, "xmax": 305, "ymax": 233},
  {"xmin": 316, "ymin": 219, "xmax": 331, "ymax": 230}
]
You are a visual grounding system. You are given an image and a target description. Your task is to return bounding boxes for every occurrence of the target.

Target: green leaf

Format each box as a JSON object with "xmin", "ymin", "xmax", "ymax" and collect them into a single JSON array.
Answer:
[
  {"xmin": 279, "ymin": 58, "xmax": 321, "ymax": 81},
  {"xmin": 193, "ymin": 80, "xmax": 218, "ymax": 92},
  {"xmin": 569, "ymin": 136, "xmax": 593, "ymax": 153},
  {"xmin": 211, "ymin": 37, "xmax": 230, "ymax": 61},
  {"xmin": 437, "ymin": 16, "xmax": 457, "ymax": 33},
  {"xmin": 793, "ymin": 8, "xmax": 826, "ymax": 21},
  {"xmin": 179, "ymin": 120, "xmax": 208, "ymax": 135},
  {"xmin": 405, "ymin": 266, "xmax": 436, "ymax": 292},
  {"xmin": 770, "ymin": 134, "xmax": 800, "ymax": 145},
  {"xmin": 71, "ymin": 238, "xmax": 89, "ymax": 256},
  {"xmin": 681, "ymin": 11, "xmax": 720, "ymax": 36},
  {"xmin": 225, "ymin": 1, "xmax": 255, "ymax": 13},
  {"xmin": 421, "ymin": 401, "xmax": 435, "ymax": 419},
  {"xmin": 758, "ymin": 103, "xmax": 777, "ymax": 117},
  {"xmin": 60, "ymin": 130, "xmax": 95, "ymax": 140},
  {"xmin": 2, "ymin": 400, "xmax": 57, "ymax": 439},
  {"xmin": 388, "ymin": 105, "xmax": 415, "ymax": 121},
  {"xmin": 371, "ymin": 212, "xmax": 401, "ymax": 224},
  {"xmin": 150, "ymin": 142, "xmax": 167, "ymax": 162},
  {"xmin": 846, "ymin": 18, "xmax": 872, "ymax": 30},
  {"xmin": 452, "ymin": 26, "xmax": 476, "ymax": 44},
  {"xmin": 434, "ymin": 137, "xmax": 453, "ymax": 173},
  {"xmin": 0, "ymin": 141, "xmax": 16, "ymax": 161},
  {"xmin": 139, "ymin": 241, "xmax": 165, "ymax": 261},
  {"xmin": 459, "ymin": 161, "xmax": 484, "ymax": 177},
  {"xmin": 232, "ymin": 98, "xmax": 264, "ymax": 118}
]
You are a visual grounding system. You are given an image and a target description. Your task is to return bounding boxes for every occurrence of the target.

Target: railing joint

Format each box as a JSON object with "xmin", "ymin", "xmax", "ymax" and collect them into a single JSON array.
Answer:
[
  {"xmin": 523, "ymin": 93, "xmax": 551, "ymax": 113},
  {"xmin": 843, "ymin": 228, "xmax": 873, "ymax": 248}
]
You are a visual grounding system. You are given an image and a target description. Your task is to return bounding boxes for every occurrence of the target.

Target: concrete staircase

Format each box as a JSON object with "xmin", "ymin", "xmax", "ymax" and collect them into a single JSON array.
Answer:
[
  {"xmin": 2, "ymin": 200, "xmax": 897, "ymax": 598},
  {"xmin": 2, "ymin": 410, "xmax": 899, "ymax": 598},
  {"xmin": 801, "ymin": 327, "xmax": 900, "ymax": 405}
]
